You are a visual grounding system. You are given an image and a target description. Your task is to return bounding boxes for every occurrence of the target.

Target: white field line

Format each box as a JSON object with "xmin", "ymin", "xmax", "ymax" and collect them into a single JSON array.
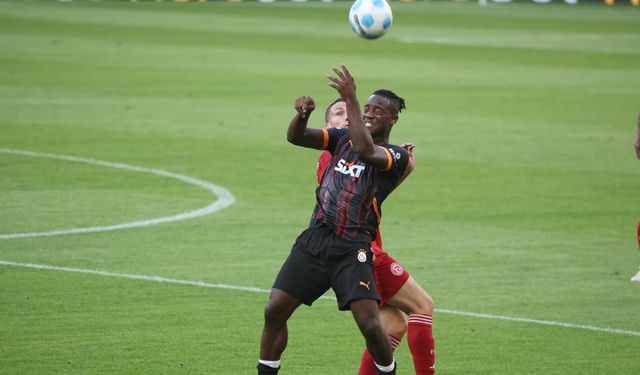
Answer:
[
  {"xmin": 435, "ymin": 309, "xmax": 640, "ymax": 337},
  {"xmin": 1, "ymin": 259, "xmax": 638, "ymax": 338},
  {"xmin": 0, "ymin": 148, "xmax": 235, "ymax": 239},
  {"xmin": 397, "ymin": 35, "xmax": 640, "ymax": 55}
]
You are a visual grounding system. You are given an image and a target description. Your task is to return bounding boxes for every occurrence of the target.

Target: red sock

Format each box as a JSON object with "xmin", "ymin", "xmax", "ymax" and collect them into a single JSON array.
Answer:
[
  {"xmin": 357, "ymin": 335, "xmax": 402, "ymax": 375},
  {"xmin": 408, "ymin": 314, "xmax": 435, "ymax": 375}
]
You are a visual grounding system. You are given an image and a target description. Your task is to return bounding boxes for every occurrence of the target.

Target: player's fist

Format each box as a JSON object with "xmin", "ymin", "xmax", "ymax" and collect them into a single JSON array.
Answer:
[{"xmin": 295, "ymin": 96, "xmax": 315, "ymax": 118}]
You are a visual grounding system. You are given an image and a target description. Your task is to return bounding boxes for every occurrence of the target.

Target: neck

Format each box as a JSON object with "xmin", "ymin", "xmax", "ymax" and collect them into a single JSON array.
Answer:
[
  {"xmin": 373, "ymin": 135, "xmax": 388, "ymax": 145},
  {"xmin": 372, "ymin": 129, "xmax": 391, "ymax": 145}
]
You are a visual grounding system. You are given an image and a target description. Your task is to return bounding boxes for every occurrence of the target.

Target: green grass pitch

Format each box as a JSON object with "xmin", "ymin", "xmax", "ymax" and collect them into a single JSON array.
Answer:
[{"xmin": 1, "ymin": 0, "xmax": 639, "ymax": 374}]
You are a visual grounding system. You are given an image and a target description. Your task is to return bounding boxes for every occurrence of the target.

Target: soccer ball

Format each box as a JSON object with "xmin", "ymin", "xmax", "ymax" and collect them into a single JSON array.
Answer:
[{"xmin": 348, "ymin": 0, "xmax": 393, "ymax": 40}]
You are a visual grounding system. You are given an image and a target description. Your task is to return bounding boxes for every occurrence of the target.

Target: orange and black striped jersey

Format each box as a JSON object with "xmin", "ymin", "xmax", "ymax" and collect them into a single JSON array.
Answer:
[{"xmin": 311, "ymin": 128, "xmax": 409, "ymax": 243}]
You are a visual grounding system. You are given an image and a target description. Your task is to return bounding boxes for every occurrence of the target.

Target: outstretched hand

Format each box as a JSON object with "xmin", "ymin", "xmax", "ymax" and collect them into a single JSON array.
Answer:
[
  {"xmin": 400, "ymin": 143, "xmax": 415, "ymax": 183},
  {"xmin": 295, "ymin": 96, "xmax": 315, "ymax": 119},
  {"xmin": 401, "ymin": 143, "xmax": 415, "ymax": 156},
  {"xmin": 327, "ymin": 65, "xmax": 357, "ymax": 101},
  {"xmin": 401, "ymin": 142, "xmax": 415, "ymax": 164}
]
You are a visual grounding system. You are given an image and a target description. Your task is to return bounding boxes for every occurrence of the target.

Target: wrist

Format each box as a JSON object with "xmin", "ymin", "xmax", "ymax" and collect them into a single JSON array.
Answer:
[{"xmin": 343, "ymin": 96, "xmax": 358, "ymax": 105}]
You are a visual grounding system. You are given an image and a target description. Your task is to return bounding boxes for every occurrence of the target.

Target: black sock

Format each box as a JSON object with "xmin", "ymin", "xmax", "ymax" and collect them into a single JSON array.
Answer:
[
  {"xmin": 257, "ymin": 362, "xmax": 279, "ymax": 375},
  {"xmin": 376, "ymin": 361, "xmax": 396, "ymax": 375}
]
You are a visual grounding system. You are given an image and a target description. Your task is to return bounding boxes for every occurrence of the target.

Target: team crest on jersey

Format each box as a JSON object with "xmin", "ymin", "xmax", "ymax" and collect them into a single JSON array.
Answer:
[
  {"xmin": 335, "ymin": 159, "xmax": 365, "ymax": 178},
  {"xmin": 357, "ymin": 249, "xmax": 368, "ymax": 263},
  {"xmin": 390, "ymin": 262, "xmax": 404, "ymax": 276}
]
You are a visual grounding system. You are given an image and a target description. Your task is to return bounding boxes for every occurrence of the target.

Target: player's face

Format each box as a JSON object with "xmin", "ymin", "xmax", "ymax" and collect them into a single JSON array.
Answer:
[
  {"xmin": 363, "ymin": 95, "xmax": 397, "ymax": 136},
  {"xmin": 325, "ymin": 101, "xmax": 348, "ymax": 129}
]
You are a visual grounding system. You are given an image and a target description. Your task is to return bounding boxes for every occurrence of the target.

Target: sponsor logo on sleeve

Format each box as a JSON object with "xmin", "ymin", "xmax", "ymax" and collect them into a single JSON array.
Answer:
[{"xmin": 388, "ymin": 147, "xmax": 402, "ymax": 161}]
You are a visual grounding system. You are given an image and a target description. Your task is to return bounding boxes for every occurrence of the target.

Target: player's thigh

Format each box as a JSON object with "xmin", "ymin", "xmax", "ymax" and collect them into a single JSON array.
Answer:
[
  {"xmin": 386, "ymin": 276, "xmax": 434, "ymax": 315},
  {"xmin": 264, "ymin": 288, "xmax": 303, "ymax": 324}
]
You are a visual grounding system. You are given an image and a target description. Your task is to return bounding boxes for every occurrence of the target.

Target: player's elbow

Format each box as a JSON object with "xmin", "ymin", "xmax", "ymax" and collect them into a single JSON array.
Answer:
[
  {"xmin": 287, "ymin": 127, "xmax": 312, "ymax": 147},
  {"xmin": 287, "ymin": 132, "xmax": 303, "ymax": 146},
  {"xmin": 286, "ymin": 134, "xmax": 296, "ymax": 144}
]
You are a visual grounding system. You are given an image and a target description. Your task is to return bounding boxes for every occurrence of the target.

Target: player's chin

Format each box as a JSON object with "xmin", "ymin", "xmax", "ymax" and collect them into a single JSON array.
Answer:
[{"xmin": 367, "ymin": 126, "xmax": 383, "ymax": 137}]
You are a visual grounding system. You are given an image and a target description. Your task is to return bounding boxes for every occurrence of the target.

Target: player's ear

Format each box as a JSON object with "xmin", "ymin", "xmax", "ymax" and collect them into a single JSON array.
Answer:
[{"xmin": 389, "ymin": 115, "xmax": 398, "ymax": 126}]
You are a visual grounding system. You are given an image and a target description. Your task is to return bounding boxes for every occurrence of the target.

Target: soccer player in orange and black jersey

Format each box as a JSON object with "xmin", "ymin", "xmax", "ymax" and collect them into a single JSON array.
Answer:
[
  {"xmin": 310, "ymin": 125, "xmax": 408, "ymax": 243},
  {"xmin": 320, "ymin": 99, "xmax": 436, "ymax": 375},
  {"xmin": 258, "ymin": 65, "xmax": 408, "ymax": 375}
]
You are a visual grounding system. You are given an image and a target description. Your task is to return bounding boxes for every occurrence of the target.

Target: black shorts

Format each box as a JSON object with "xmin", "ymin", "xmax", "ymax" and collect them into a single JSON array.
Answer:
[{"xmin": 273, "ymin": 226, "xmax": 378, "ymax": 311}]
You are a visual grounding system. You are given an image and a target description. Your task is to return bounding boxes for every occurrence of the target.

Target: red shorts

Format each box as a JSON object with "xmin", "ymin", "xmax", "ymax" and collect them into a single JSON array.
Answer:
[{"xmin": 373, "ymin": 247, "xmax": 410, "ymax": 306}]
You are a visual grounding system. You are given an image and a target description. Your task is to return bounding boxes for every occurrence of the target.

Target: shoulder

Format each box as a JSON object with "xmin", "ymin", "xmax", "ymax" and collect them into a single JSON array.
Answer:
[
  {"xmin": 379, "ymin": 144, "xmax": 409, "ymax": 173},
  {"xmin": 384, "ymin": 144, "xmax": 409, "ymax": 161},
  {"xmin": 323, "ymin": 128, "xmax": 350, "ymax": 151},
  {"xmin": 328, "ymin": 127, "xmax": 349, "ymax": 138}
]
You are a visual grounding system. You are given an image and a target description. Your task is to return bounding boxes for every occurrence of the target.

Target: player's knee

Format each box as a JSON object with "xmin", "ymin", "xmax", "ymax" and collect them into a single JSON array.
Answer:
[
  {"xmin": 385, "ymin": 317, "xmax": 407, "ymax": 339},
  {"xmin": 359, "ymin": 318, "xmax": 382, "ymax": 339},
  {"xmin": 422, "ymin": 293, "xmax": 434, "ymax": 315},
  {"xmin": 354, "ymin": 314, "xmax": 385, "ymax": 340},
  {"xmin": 380, "ymin": 307, "xmax": 407, "ymax": 338},
  {"xmin": 414, "ymin": 293, "xmax": 434, "ymax": 315},
  {"xmin": 263, "ymin": 300, "xmax": 288, "ymax": 326}
]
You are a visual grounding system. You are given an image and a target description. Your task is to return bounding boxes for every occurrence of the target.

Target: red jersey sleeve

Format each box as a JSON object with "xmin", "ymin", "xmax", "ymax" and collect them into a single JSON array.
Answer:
[
  {"xmin": 317, "ymin": 150, "xmax": 332, "ymax": 184},
  {"xmin": 316, "ymin": 129, "xmax": 348, "ymax": 184}
]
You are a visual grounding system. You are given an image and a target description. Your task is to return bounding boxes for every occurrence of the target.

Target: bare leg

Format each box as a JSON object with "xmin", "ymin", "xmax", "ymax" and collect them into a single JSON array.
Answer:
[
  {"xmin": 351, "ymin": 299, "xmax": 394, "ymax": 367},
  {"xmin": 379, "ymin": 305, "xmax": 407, "ymax": 339},
  {"xmin": 386, "ymin": 276, "xmax": 433, "ymax": 316},
  {"xmin": 259, "ymin": 288, "xmax": 302, "ymax": 360},
  {"xmin": 387, "ymin": 276, "xmax": 435, "ymax": 375},
  {"xmin": 357, "ymin": 305, "xmax": 406, "ymax": 375}
]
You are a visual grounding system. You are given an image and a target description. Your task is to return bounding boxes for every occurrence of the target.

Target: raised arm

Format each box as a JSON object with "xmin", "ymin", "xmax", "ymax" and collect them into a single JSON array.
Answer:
[
  {"xmin": 327, "ymin": 65, "xmax": 392, "ymax": 170},
  {"xmin": 286, "ymin": 95, "xmax": 327, "ymax": 150}
]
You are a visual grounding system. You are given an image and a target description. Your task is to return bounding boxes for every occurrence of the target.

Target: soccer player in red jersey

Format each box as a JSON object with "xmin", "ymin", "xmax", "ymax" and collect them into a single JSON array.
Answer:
[
  {"xmin": 258, "ymin": 65, "xmax": 410, "ymax": 375},
  {"xmin": 322, "ymin": 99, "xmax": 436, "ymax": 374},
  {"xmin": 632, "ymin": 113, "xmax": 640, "ymax": 282}
]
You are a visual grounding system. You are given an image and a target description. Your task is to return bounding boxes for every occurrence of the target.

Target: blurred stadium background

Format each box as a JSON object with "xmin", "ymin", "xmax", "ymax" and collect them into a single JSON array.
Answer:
[{"xmin": 1, "ymin": 0, "xmax": 639, "ymax": 374}]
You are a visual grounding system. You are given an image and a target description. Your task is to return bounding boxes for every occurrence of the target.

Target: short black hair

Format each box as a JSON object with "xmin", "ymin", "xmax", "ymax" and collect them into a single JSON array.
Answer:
[
  {"xmin": 324, "ymin": 97, "xmax": 345, "ymax": 122},
  {"xmin": 372, "ymin": 89, "xmax": 406, "ymax": 114}
]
